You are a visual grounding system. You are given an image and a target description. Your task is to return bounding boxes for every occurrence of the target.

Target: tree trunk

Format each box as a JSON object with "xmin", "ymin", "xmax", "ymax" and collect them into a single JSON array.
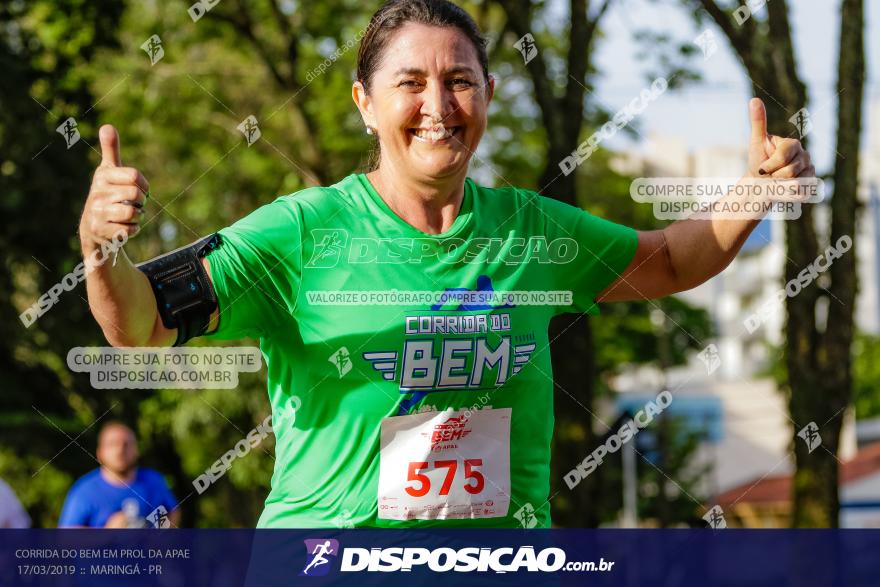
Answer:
[
  {"xmin": 495, "ymin": 0, "xmax": 613, "ymax": 527},
  {"xmin": 696, "ymin": 0, "xmax": 865, "ymax": 526},
  {"xmin": 791, "ymin": 0, "xmax": 864, "ymax": 527},
  {"xmin": 543, "ymin": 150, "xmax": 601, "ymax": 527},
  {"xmin": 549, "ymin": 312, "xmax": 601, "ymax": 526}
]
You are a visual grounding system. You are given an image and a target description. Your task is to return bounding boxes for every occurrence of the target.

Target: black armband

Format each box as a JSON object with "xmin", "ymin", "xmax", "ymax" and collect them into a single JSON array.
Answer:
[{"xmin": 137, "ymin": 233, "xmax": 222, "ymax": 347}]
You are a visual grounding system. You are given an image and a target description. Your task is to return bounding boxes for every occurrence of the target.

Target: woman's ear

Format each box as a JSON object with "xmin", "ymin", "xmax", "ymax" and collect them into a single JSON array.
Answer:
[
  {"xmin": 352, "ymin": 81, "xmax": 377, "ymax": 130},
  {"xmin": 486, "ymin": 74, "xmax": 495, "ymax": 104}
]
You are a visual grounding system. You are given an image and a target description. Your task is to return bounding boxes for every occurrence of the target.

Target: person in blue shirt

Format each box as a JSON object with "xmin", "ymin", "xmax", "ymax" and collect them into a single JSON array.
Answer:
[{"xmin": 58, "ymin": 421, "xmax": 180, "ymax": 528}]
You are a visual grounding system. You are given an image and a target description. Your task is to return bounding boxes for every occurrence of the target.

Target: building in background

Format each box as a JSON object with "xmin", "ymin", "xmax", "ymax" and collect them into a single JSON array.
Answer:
[{"xmin": 714, "ymin": 442, "xmax": 880, "ymax": 528}]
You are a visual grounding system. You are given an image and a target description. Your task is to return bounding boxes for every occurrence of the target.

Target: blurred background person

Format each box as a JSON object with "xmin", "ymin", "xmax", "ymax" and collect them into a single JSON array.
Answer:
[
  {"xmin": 58, "ymin": 421, "xmax": 179, "ymax": 528},
  {"xmin": 0, "ymin": 477, "xmax": 30, "ymax": 528}
]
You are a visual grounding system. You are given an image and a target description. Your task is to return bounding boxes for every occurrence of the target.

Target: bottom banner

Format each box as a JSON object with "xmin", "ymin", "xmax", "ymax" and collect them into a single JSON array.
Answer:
[{"xmin": 2, "ymin": 529, "xmax": 878, "ymax": 586}]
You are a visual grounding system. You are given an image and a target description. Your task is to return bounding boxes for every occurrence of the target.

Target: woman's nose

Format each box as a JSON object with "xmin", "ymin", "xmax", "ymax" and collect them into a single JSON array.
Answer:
[{"xmin": 420, "ymin": 80, "xmax": 455, "ymax": 122}]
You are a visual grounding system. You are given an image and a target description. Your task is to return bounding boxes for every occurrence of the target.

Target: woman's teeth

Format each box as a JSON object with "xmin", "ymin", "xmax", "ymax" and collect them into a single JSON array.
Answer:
[{"xmin": 411, "ymin": 126, "xmax": 459, "ymax": 141}]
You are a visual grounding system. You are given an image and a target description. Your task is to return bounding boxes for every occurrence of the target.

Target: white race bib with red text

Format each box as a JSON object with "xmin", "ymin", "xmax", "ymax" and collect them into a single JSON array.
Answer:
[{"xmin": 377, "ymin": 408, "xmax": 511, "ymax": 520}]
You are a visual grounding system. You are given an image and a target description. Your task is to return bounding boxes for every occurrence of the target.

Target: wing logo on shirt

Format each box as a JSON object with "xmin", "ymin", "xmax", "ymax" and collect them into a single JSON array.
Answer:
[
  {"xmin": 361, "ymin": 276, "xmax": 538, "ymax": 415},
  {"xmin": 512, "ymin": 342, "xmax": 536, "ymax": 376},
  {"xmin": 362, "ymin": 351, "xmax": 398, "ymax": 381},
  {"xmin": 364, "ymin": 339, "xmax": 538, "ymax": 389}
]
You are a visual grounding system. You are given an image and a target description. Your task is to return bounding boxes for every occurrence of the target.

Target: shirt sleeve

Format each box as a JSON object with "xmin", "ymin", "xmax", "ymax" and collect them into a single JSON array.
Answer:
[
  {"xmin": 539, "ymin": 195, "xmax": 639, "ymax": 315},
  {"xmin": 58, "ymin": 484, "xmax": 91, "ymax": 527},
  {"xmin": 148, "ymin": 471, "xmax": 178, "ymax": 512},
  {"xmin": 203, "ymin": 197, "xmax": 304, "ymax": 340}
]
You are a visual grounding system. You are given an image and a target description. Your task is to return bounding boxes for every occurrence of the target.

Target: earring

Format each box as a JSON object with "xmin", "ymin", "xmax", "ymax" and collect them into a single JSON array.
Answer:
[{"xmin": 366, "ymin": 126, "xmax": 375, "ymax": 135}]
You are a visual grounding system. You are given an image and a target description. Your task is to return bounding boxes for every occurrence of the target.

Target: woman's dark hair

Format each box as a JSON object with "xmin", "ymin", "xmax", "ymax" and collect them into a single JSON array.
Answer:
[
  {"xmin": 357, "ymin": 0, "xmax": 490, "ymax": 93},
  {"xmin": 356, "ymin": 0, "xmax": 491, "ymax": 171}
]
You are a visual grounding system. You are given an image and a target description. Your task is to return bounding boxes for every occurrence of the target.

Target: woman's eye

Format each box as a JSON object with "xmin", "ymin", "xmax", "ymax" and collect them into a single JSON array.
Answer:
[
  {"xmin": 449, "ymin": 78, "xmax": 473, "ymax": 88},
  {"xmin": 399, "ymin": 80, "xmax": 421, "ymax": 88}
]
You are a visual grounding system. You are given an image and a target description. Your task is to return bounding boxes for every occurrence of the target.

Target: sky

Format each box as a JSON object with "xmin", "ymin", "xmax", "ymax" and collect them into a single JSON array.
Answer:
[{"xmin": 587, "ymin": 0, "xmax": 879, "ymax": 173}]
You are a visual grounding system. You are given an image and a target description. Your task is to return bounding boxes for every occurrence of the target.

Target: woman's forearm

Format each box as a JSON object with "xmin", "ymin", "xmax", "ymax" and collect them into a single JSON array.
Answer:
[
  {"xmin": 662, "ymin": 177, "xmax": 765, "ymax": 291},
  {"xmin": 82, "ymin": 243, "xmax": 171, "ymax": 348}
]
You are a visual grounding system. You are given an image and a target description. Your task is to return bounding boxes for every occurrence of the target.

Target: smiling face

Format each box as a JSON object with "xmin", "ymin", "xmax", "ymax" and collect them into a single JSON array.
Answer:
[{"xmin": 353, "ymin": 22, "xmax": 494, "ymax": 182}]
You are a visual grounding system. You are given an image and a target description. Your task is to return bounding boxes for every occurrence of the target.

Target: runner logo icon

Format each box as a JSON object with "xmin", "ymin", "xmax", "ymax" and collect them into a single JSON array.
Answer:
[{"xmin": 300, "ymin": 538, "xmax": 339, "ymax": 577}]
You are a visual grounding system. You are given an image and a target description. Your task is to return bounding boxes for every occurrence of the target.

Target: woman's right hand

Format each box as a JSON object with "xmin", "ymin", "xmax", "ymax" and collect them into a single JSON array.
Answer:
[
  {"xmin": 79, "ymin": 124, "xmax": 217, "ymax": 347},
  {"xmin": 79, "ymin": 125, "xmax": 150, "ymax": 252}
]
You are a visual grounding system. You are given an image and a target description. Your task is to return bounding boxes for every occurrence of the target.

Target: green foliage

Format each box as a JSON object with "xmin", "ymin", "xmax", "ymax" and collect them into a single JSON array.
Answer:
[
  {"xmin": 1, "ymin": 0, "xmax": 125, "ymax": 527},
  {"xmin": 586, "ymin": 415, "xmax": 711, "ymax": 527},
  {"xmin": 634, "ymin": 416, "xmax": 711, "ymax": 526},
  {"xmin": 0, "ymin": 448, "xmax": 73, "ymax": 528},
  {"xmin": 593, "ymin": 297, "xmax": 713, "ymax": 385},
  {"xmin": 852, "ymin": 335, "xmax": 880, "ymax": 419}
]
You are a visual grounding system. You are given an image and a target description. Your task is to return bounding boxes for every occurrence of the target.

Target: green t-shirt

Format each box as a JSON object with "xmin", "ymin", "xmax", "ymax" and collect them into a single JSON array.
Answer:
[{"xmin": 204, "ymin": 172, "xmax": 637, "ymax": 528}]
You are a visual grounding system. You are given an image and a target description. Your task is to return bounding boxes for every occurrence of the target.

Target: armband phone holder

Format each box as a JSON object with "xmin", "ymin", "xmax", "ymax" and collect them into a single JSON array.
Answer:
[{"xmin": 136, "ymin": 233, "xmax": 221, "ymax": 346}]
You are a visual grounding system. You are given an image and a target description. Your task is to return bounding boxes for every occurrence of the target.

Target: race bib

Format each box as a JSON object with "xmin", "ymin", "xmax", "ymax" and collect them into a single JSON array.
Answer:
[{"xmin": 377, "ymin": 407, "xmax": 511, "ymax": 520}]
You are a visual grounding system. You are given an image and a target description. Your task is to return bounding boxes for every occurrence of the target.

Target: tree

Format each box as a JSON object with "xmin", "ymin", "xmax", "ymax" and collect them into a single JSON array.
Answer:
[
  {"xmin": 0, "ymin": 0, "xmax": 126, "ymax": 527},
  {"xmin": 205, "ymin": 0, "xmax": 380, "ymax": 185},
  {"xmin": 688, "ymin": 0, "xmax": 865, "ymax": 526},
  {"xmin": 487, "ymin": 0, "xmax": 618, "ymax": 527}
]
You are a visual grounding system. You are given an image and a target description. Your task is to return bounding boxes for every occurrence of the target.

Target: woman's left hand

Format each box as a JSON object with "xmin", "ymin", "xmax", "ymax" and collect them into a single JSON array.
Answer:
[{"xmin": 747, "ymin": 97, "xmax": 814, "ymax": 181}]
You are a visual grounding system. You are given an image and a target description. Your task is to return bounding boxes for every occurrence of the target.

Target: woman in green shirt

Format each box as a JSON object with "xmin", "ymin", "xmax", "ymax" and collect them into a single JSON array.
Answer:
[{"xmin": 79, "ymin": 0, "xmax": 813, "ymax": 527}]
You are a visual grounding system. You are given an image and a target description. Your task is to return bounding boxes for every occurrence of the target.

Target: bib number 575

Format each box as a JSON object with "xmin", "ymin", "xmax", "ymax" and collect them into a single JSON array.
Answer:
[{"xmin": 405, "ymin": 459, "xmax": 484, "ymax": 497}]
